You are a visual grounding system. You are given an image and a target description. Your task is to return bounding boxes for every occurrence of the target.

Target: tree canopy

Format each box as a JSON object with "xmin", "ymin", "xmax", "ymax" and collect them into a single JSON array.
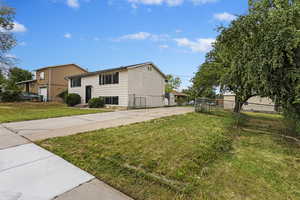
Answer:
[
  {"xmin": 8, "ymin": 67, "xmax": 32, "ymax": 83},
  {"xmin": 0, "ymin": 6, "xmax": 16, "ymax": 70},
  {"xmin": 193, "ymin": 0, "xmax": 300, "ymax": 133},
  {"xmin": 165, "ymin": 74, "xmax": 181, "ymax": 93}
]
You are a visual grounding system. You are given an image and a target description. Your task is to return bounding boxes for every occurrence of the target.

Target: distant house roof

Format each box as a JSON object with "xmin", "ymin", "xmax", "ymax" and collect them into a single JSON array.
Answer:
[
  {"xmin": 171, "ymin": 91, "xmax": 187, "ymax": 97},
  {"xmin": 67, "ymin": 62, "xmax": 167, "ymax": 79},
  {"xmin": 223, "ymin": 91, "xmax": 235, "ymax": 96},
  {"xmin": 16, "ymin": 79, "xmax": 37, "ymax": 85},
  {"xmin": 35, "ymin": 64, "xmax": 87, "ymax": 73}
]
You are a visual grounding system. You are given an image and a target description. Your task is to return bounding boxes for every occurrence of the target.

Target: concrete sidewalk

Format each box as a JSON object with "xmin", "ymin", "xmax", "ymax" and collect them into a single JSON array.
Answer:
[
  {"xmin": 2, "ymin": 107, "xmax": 194, "ymax": 141},
  {"xmin": 0, "ymin": 107, "xmax": 193, "ymax": 200},
  {"xmin": 0, "ymin": 143, "xmax": 132, "ymax": 200}
]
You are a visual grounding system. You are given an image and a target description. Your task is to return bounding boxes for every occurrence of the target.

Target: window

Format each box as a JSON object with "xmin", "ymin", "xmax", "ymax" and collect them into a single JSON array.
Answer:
[
  {"xmin": 103, "ymin": 96, "xmax": 119, "ymax": 105},
  {"xmin": 70, "ymin": 77, "xmax": 81, "ymax": 87},
  {"xmin": 99, "ymin": 72, "xmax": 119, "ymax": 85},
  {"xmin": 113, "ymin": 72, "xmax": 119, "ymax": 84},
  {"xmin": 40, "ymin": 72, "xmax": 45, "ymax": 80}
]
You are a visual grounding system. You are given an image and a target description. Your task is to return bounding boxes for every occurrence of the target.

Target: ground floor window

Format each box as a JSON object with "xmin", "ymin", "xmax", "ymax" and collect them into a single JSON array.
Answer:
[{"xmin": 103, "ymin": 96, "xmax": 119, "ymax": 105}]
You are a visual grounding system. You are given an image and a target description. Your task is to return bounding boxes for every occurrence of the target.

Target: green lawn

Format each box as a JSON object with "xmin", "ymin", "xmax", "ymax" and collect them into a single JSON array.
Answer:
[
  {"xmin": 39, "ymin": 111, "xmax": 300, "ymax": 200},
  {"xmin": 0, "ymin": 102, "xmax": 112, "ymax": 123}
]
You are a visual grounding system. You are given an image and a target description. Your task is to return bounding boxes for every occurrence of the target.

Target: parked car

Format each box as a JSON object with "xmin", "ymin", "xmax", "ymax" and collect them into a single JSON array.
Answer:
[{"xmin": 20, "ymin": 92, "xmax": 43, "ymax": 101}]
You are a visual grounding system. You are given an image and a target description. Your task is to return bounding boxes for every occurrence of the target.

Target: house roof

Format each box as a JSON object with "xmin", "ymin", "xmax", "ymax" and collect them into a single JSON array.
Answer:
[
  {"xmin": 35, "ymin": 64, "xmax": 88, "ymax": 73},
  {"xmin": 171, "ymin": 91, "xmax": 187, "ymax": 97},
  {"xmin": 67, "ymin": 62, "xmax": 167, "ymax": 79},
  {"xmin": 223, "ymin": 91, "xmax": 235, "ymax": 96},
  {"xmin": 16, "ymin": 79, "xmax": 37, "ymax": 85}
]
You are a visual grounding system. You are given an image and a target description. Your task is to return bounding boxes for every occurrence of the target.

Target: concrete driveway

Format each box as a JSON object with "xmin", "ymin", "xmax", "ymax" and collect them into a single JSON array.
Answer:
[
  {"xmin": 0, "ymin": 107, "xmax": 194, "ymax": 200},
  {"xmin": 2, "ymin": 107, "xmax": 194, "ymax": 142}
]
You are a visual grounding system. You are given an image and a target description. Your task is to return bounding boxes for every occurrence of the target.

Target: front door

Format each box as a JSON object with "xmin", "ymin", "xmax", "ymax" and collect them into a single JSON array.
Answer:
[{"xmin": 85, "ymin": 86, "xmax": 92, "ymax": 103}]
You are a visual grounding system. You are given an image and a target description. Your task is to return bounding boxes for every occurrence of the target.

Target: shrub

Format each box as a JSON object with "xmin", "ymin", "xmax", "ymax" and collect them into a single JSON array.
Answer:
[
  {"xmin": 66, "ymin": 93, "xmax": 81, "ymax": 106},
  {"xmin": 57, "ymin": 90, "xmax": 68, "ymax": 102},
  {"xmin": 0, "ymin": 90, "xmax": 21, "ymax": 102},
  {"xmin": 88, "ymin": 97, "xmax": 105, "ymax": 108}
]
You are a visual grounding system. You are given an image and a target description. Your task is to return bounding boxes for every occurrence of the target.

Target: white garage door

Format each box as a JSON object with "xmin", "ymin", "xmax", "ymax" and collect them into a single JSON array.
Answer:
[{"xmin": 39, "ymin": 87, "xmax": 48, "ymax": 101}]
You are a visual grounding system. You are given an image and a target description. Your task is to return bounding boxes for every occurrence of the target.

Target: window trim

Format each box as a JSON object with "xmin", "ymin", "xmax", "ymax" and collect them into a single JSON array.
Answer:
[
  {"xmin": 99, "ymin": 72, "xmax": 119, "ymax": 85},
  {"xmin": 39, "ymin": 72, "xmax": 45, "ymax": 80},
  {"xmin": 102, "ymin": 96, "xmax": 119, "ymax": 105},
  {"xmin": 70, "ymin": 77, "xmax": 81, "ymax": 88}
]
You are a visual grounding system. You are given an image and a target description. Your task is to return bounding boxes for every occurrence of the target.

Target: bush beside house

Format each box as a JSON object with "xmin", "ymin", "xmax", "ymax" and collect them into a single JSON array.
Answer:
[
  {"xmin": 57, "ymin": 90, "xmax": 68, "ymax": 103},
  {"xmin": 88, "ymin": 97, "xmax": 105, "ymax": 108},
  {"xmin": 66, "ymin": 93, "xmax": 81, "ymax": 106},
  {"xmin": 0, "ymin": 90, "xmax": 22, "ymax": 102}
]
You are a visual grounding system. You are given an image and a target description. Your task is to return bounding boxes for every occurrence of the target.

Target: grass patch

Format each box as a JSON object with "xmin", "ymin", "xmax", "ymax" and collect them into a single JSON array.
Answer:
[
  {"xmin": 39, "ymin": 111, "xmax": 300, "ymax": 199},
  {"xmin": 0, "ymin": 102, "xmax": 111, "ymax": 123}
]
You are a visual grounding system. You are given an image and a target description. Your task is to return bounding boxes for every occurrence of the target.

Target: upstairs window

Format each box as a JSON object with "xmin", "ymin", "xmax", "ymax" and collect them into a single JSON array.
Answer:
[
  {"xmin": 99, "ymin": 72, "xmax": 119, "ymax": 85},
  {"xmin": 70, "ymin": 77, "xmax": 81, "ymax": 87},
  {"xmin": 39, "ymin": 72, "xmax": 45, "ymax": 80}
]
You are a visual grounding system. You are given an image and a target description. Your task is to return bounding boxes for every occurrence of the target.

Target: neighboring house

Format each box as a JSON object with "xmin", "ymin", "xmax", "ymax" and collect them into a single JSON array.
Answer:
[
  {"xmin": 165, "ymin": 91, "xmax": 188, "ymax": 106},
  {"xmin": 223, "ymin": 92, "xmax": 276, "ymax": 112},
  {"xmin": 17, "ymin": 64, "xmax": 87, "ymax": 101},
  {"xmin": 67, "ymin": 62, "xmax": 167, "ymax": 108}
]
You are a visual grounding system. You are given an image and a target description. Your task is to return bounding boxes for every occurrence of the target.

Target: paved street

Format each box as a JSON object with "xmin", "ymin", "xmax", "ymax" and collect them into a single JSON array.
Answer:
[{"xmin": 0, "ymin": 107, "xmax": 194, "ymax": 200}]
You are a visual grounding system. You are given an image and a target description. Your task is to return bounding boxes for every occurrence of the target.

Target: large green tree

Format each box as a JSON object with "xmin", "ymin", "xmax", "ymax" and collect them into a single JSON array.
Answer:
[
  {"xmin": 8, "ymin": 67, "xmax": 32, "ymax": 83},
  {"xmin": 0, "ymin": 69, "xmax": 5, "ymax": 85},
  {"xmin": 165, "ymin": 74, "xmax": 181, "ymax": 93},
  {"xmin": 0, "ymin": 6, "xmax": 16, "ymax": 71},
  {"xmin": 193, "ymin": 0, "xmax": 300, "ymax": 133}
]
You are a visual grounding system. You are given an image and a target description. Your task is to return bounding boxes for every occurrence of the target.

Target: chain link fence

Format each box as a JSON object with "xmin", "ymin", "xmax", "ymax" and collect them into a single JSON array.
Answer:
[
  {"xmin": 195, "ymin": 98, "xmax": 278, "ymax": 113},
  {"xmin": 128, "ymin": 94, "xmax": 165, "ymax": 109}
]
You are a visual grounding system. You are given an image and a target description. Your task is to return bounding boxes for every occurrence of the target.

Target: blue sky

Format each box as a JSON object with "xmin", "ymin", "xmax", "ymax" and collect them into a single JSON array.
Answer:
[{"xmin": 7, "ymin": 0, "xmax": 248, "ymax": 89}]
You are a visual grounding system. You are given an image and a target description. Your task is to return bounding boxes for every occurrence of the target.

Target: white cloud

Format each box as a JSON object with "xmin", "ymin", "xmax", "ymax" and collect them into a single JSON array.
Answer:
[
  {"xmin": 18, "ymin": 41, "xmax": 27, "ymax": 46},
  {"xmin": 127, "ymin": 0, "xmax": 216, "ymax": 6},
  {"xmin": 159, "ymin": 44, "xmax": 169, "ymax": 48},
  {"xmin": 116, "ymin": 32, "xmax": 169, "ymax": 41},
  {"xmin": 128, "ymin": 0, "xmax": 183, "ymax": 6},
  {"xmin": 119, "ymin": 32, "xmax": 151, "ymax": 40},
  {"xmin": 191, "ymin": 0, "xmax": 217, "ymax": 5},
  {"xmin": 64, "ymin": 33, "xmax": 72, "ymax": 39},
  {"xmin": 12, "ymin": 21, "xmax": 27, "ymax": 33},
  {"xmin": 0, "ymin": 21, "xmax": 27, "ymax": 33},
  {"xmin": 175, "ymin": 29, "xmax": 182, "ymax": 33},
  {"xmin": 174, "ymin": 37, "xmax": 215, "ymax": 53},
  {"xmin": 5, "ymin": 53, "xmax": 17, "ymax": 59},
  {"xmin": 214, "ymin": 12, "xmax": 237, "ymax": 22},
  {"xmin": 67, "ymin": 0, "xmax": 80, "ymax": 8}
]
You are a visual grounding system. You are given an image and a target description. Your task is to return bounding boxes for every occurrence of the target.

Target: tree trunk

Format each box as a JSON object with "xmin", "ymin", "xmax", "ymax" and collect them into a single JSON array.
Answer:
[
  {"xmin": 234, "ymin": 99, "xmax": 243, "ymax": 113},
  {"xmin": 233, "ymin": 94, "xmax": 256, "ymax": 113}
]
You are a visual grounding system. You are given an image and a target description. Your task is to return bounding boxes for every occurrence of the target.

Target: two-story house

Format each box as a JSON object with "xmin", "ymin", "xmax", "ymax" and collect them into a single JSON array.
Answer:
[
  {"xmin": 67, "ymin": 62, "xmax": 167, "ymax": 108},
  {"xmin": 17, "ymin": 64, "xmax": 87, "ymax": 101}
]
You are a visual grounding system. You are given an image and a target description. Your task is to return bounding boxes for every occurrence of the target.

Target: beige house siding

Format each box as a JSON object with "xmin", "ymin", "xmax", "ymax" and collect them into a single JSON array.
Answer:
[
  {"xmin": 69, "ymin": 63, "xmax": 166, "ymax": 107},
  {"xmin": 46, "ymin": 65, "xmax": 86, "ymax": 101},
  {"xmin": 128, "ymin": 64, "xmax": 165, "ymax": 107},
  {"xmin": 18, "ymin": 64, "xmax": 87, "ymax": 102},
  {"xmin": 36, "ymin": 64, "xmax": 86, "ymax": 101},
  {"xmin": 223, "ymin": 95, "xmax": 235, "ymax": 110},
  {"xmin": 69, "ymin": 70, "xmax": 129, "ymax": 106},
  {"xmin": 224, "ymin": 95, "xmax": 276, "ymax": 112},
  {"xmin": 243, "ymin": 96, "xmax": 275, "ymax": 112}
]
